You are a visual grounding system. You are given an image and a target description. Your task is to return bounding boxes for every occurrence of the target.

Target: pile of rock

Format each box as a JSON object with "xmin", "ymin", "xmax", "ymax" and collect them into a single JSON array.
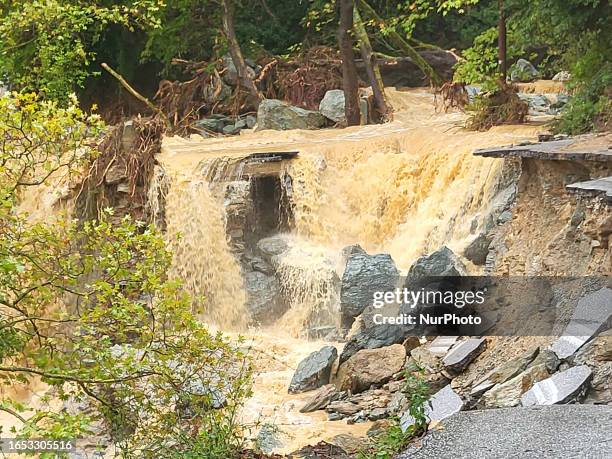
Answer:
[
  {"xmin": 254, "ymin": 89, "xmax": 372, "ymax": 132},
  {"xmin": 287, "ymin": 245, "xmax": 610, "ymax": 436},
  {"xmin": 194, "ymin": 114, "xmax": 256, "ymax": 136}
]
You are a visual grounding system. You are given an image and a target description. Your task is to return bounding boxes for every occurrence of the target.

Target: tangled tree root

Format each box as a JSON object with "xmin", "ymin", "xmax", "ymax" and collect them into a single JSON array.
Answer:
[
  {"xmin": 434, "ymin": 81, "xmax": 469, "ymax": 113},
  {"xmin": 76, "ymin": 116, "xmax": 166, "ymax": 221},
  {"xmin": 258, "ymin": 47, "xmax": 345, "ymax": 110},
  {"xmin": 466, "ymin": 85, "xmax": 528, "ymax": 131}
]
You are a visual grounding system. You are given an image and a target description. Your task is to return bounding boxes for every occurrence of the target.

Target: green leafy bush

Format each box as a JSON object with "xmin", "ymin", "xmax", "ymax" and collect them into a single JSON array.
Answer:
[
  {"xmin": 0, "ymin": 1, "xmax": 163, "ymax": 102},
  {"xmin": 554, "ymin": 35, "xmax": 611, "ymax": 134},
  {"xmin": 0, "ymin": 92, "xmax": 253, "ymax": 458},
  {"xmin": 357, "ymin": 363, "xmax": 429, "ymax": 459}
]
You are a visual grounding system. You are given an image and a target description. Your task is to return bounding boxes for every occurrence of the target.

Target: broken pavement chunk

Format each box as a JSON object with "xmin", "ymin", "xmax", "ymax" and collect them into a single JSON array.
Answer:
[
  {"xmin": 550, "ymin": 287, "xmax": 612, "ymax": 359},
  {"xmin": 400, "ymin": 384, "xmax": 464, "ymax": 433},
  {"xmin": 442, "ymin": 338, "xmax": 486, "ymax": 375},
  {"xmin": 520, "ymin": 365, "xmax": 592, "ymax": 406}
]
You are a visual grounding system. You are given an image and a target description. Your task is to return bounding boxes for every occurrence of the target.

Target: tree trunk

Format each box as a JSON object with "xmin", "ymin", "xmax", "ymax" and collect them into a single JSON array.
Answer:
[
  {"xmin": 357, "ymin": 0, "xmax": 442, "ymax": 87},
  {"xmin": 221, "ymin": 0, "xmax": 262, "ymax": 103},
  {"xmin": 338, "ymin": 0, "xmax": 361, "ymax": 126},
  {"xmin": 354, "ymin": 6, "xmax": 391, "ymax": 121},
  {"xmin": 498, "ymin": 0, "xmax": 507, "ymax": 83}
]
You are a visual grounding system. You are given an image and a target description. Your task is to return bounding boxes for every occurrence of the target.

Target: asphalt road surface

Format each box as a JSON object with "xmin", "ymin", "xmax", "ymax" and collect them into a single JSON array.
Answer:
[{"xmin": 398, "ymin": 405, "xmax": 612, "ymax": 459}]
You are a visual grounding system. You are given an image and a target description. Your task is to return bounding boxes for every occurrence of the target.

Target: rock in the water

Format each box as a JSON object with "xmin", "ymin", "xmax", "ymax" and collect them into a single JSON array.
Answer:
[
  {"xmin": 319, "ymin": 89, "xmax": 346, "ymax": 123},
  {"xmin": 521, "ymin": 365, "xmax": 592, "ymax": 406},
  {"xmin": 327, "ymin": 388, "xmax": 392, "ymax": 421},
  {"xmin": 552, "ymin": 71, "xmax": 571, "ymax": 81},
  {"xmin": 463, "ymin": 233, "xmax": 492, "ymax": 265},
  {"xmin": 510, "ymin": 58, "xmax": 538, "ymax": 82},
  {"xmin": 256, "ymin": 424, "xmax": 285, "ymax": 454},
  {"xmin": 518, "ymin": 93, "xmax": 551, "ymax": 115},
  {"xmin": 318, "ymin": 89, "xmax": 368, "ymax": 124},
  {"xmin": 339, "ymin": 323, "xmax": 409, "ymax": 363},
  {"xmin": 289, "ymin": 346, "xmax": 338, "ymax": 394},
  {"xmin": 256, "ymin": 99, "xmax": 325, "ymax": 131},
  {"xmin": 300, "ymin": 384, "xmax": 342, "ymax": 413},
  {"xmin": 405, "ymin": 247, "xmax": 466, "ymax": 287},
  {"xmin": 400, "ymin": 384, "xmax": 464, "ymax": 433},
  {"xmin": 246, "ymin": 115, "xmax": 257, "ymax": 128},
  {"xmin": 244, "ymin": 271, "xmax": 286, "ymax": 324},
  {"xmin": 550, "ymin": 287, "xmax": 612, "ymax": 359},
  {"xmin": 336, "ymin": 344, "xmax": 406, "ymax": 394},
  {"xmin": 257, "ymin": 235, "xmax": 289, "ymax": 259},
  {"xmin": 442, "ymin": 338, "xmax": 486, "ymax": 376},
  {"xmin": 194, "ymin": 117, "xmax": 225, "ymax": 133},
  {"xmin": 340, "ymin": 248, "xmax": 399, "ymax": 327}
]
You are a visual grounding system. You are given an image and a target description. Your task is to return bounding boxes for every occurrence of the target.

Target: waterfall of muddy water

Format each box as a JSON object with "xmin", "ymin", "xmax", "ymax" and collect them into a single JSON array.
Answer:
[
  {"xmin": 273, "ymin": 235, "xmax": 343, "ymax": 337},
  {"xmin": 155, "ymin": 88, "xmax": 544, "ymax": 452},
  {"xmin": 159, "ymin": 150, "xmax": 250, "ymax": 328}
]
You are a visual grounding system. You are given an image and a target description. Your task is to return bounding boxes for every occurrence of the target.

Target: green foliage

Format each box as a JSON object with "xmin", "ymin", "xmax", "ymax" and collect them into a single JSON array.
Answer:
[
  {"xmin": 357, "ymin": 420, "xmax": 409, "ymax": 459},
  {"xmin": 0, "ymin": 0, "xmax": 163, "ymax": 101},
  {"xmin": 553, "ymin": 32, "xmax": 611, "ymax": 134},
  {"xmin": 554, "ymin": 65, "xmax": 611, "ymax": 134},
  {"xmin": 402, "ymin": 363, "xmax": 429, "ymax": 433},
  {"xmin": 0, "ymin": 92, "xmax": 253, "ymax": 458},
  {"xmin": 358, "ymin": 363, "xmax": 430, "ymax": 459},
  {"xmin": 141, "ymin": 0, "xmax": 222, "ymax": 75},
  {"xmin": 453, "ymin": 27, "xmax": 500, "ymax": 88}
]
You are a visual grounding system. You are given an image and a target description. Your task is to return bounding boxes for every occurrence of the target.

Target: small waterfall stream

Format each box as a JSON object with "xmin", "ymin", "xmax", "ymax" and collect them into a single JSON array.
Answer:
[{"xmin": 152, "ymin": 88, "xmax": 543, "ymax": 452}]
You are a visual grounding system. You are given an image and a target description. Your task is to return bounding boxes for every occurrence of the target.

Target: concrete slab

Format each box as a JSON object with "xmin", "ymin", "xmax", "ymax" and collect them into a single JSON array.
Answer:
[
  {"xmin": 521, "ymin": 365, "xmax": 592, "ymax": 406},
  {"xmin": 442, "ymin": 338, "xmax": 486, "ymax": 375},
  {"xmin": 566, "ymin": 176, "xmax": 612, "ymax": 203},
  {"xmin": 473, "ymin": 134, "xmax": 612, "ymax": 162},
  {"xmin": 400, "ymin": 384, "xmax": 464, "ymax": 432},
  {"xmin": 551, "ymin": 287, "xmax": 612, "ymax": 359}
]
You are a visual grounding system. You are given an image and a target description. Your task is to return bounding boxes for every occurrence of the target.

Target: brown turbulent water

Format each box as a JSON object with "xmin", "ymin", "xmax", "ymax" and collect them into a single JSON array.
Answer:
[{"xmin": 154, "ymin": 88, "xmax": 545, "ymax": 452}]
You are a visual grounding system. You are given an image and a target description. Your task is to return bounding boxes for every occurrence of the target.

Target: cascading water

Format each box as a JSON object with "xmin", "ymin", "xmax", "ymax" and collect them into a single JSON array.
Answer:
[{"xmin": 153, "ymin": 88, "xmax": 543, "ymax": 452}]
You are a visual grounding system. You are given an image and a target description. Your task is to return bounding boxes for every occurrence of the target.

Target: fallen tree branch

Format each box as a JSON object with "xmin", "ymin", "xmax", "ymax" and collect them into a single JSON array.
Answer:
[
  {"xmin": 101, "ymin": 63, "xmax": 171, "ymax": 129},
  {"xmin": 357, "ymin": 0, "xmax": 443, "ymax": 87}
]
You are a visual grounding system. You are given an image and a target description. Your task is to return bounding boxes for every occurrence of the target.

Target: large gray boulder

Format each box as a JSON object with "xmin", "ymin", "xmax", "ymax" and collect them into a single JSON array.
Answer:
[
  {"xmin": 340, "ymin": 247, "xmax": 399, "ymax": 327},
  {"xmin": 339, "ymin": 323, "xmax": 409, "ymax": 363},
  {"xmin": 319, "ymin": 90, "xmax": 346, "ymax": 123},
  {"xmin": 510, "ymin": 58, "xmax": 538, "ymax": 82},
  {"xmin": 256, "ymin": 99, "xmax": 326, "ymax": 131},
  {"xmin": 405, "ymin": 246, "xmax": 466, "ymax": 287},
  {"xmin": 318, "ymin": 89, "xmax": 369, "ymax": 124},
  {"xmin": 289, "ymin": 346, "xmax": 338, "ymax": 393},
  {"xmin": 244, "ymin": 271, "xmax": 286, "ymax": 324}
]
